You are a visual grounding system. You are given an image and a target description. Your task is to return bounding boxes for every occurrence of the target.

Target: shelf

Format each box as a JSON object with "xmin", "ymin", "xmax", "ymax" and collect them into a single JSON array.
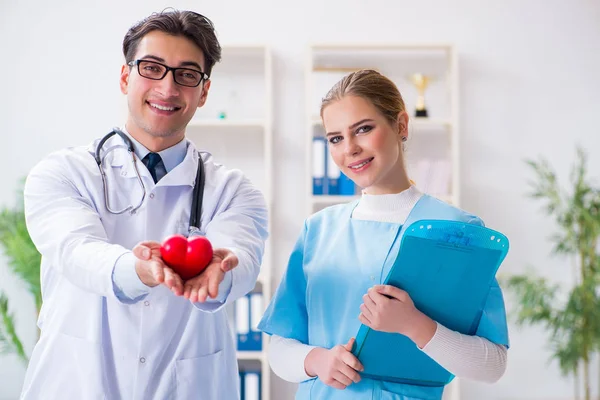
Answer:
[
  {"xmin": 411, "ymin": 118, "xmax": 452, "ymax": 129},
  {"xmin": 256, "ymin": 271, "xmax": 269, "ymax": 287},
  {"xmin": 188, "ymin": 118, "xmax": 266, "ymax": 128},
  {"xmin": 311, "ymin": 45, "xmax": 452, "ymax": 76},
  {"xmin": 216, "ymin": 45, "xmax": 267, "ymax": 74},
  {"xmin": 236, "ymin": 351, "xmax": 266, "ymax": 361}
]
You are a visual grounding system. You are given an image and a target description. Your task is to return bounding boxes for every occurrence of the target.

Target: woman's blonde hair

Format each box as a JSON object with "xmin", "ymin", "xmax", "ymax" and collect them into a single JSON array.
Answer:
[{"xmin": 320, "ymin": 69, "xmax": 406, "ymax": 126}]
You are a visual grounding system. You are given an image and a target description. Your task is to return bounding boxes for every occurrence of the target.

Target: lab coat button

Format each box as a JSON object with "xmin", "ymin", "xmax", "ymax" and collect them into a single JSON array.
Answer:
[
  {"xmin": 144, "ymin": 301, "xmax": 150, "ymax": 306},
  {"xmin": 149, "ymin": 193, "xmax": 154, "ymax": 199},
  {"xmin": 370, "ymin": 275, "xmax": 375, "ymax": 281},
  {"xmin": 121, "ymin": 171, "xmax": 127, "ymax": 176},
  {"xmin": 140, "ymin": 357, "xmax": 146, "ymax": 363}
]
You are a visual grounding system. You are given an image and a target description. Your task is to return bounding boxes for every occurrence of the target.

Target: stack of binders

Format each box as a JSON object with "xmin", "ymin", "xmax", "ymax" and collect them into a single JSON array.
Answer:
[
  {"xmin": 312, "ymin": 136, "xmax": 357, "ymax": 196},
  {"xmin": 235, "ymin": 292, "xmax": 263, "ymax": 351},
  {"xmin": 239, "ymin": 369, "xmax": 261, "ymax": 400}
]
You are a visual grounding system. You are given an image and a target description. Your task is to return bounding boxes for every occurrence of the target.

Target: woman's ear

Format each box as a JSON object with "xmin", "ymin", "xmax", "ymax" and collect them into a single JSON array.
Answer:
[{"xmin": 397, "ymin": 111, "xmax": 409, "ymax": 140}]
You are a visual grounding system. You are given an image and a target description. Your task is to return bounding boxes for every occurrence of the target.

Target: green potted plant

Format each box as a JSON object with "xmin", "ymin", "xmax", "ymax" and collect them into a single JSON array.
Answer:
[
  {"xmin": 0, "ymin": 182, "xmax": 41, "ymax": 364},
  {"xmin": 503, "ymin": 147, "xmax": 600, "ymax": 400}
]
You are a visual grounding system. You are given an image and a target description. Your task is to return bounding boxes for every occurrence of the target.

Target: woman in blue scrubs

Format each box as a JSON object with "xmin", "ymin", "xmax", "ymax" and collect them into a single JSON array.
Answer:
[{"xmin": 258, "ymin": 69, "xmax": 509, "ymax": 400}]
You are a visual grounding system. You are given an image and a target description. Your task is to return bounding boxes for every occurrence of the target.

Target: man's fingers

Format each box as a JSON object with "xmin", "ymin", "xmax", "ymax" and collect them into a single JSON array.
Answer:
[
  {"xmin": 220, "ymin": 253, "xmax": 239, "ymax": 272},
  {"xmin": 164, "ymin": 268, "xmax": 183, "ymax": 296},
  {"xmin": 133, "ymin": 244, "xmax": 152, "ymax": 260},
  {"xmin": 197, "ymin": 285, "xmax": 209, "ymax": 303},
  {"xmin": 183, "ymin": 283, "xmax": 192, "ymax": 299},
  {"xmin": 137, "ymin": 240, "xmax": 162, "ymax": 248},
  {"xmin": 208, "ymin": 275, "xmax": 220, "ymax": 298},
  {"xmin": 189, "ymin": 286, "xmax": 200, "ymax": 303},
  {"xmin": 151, "ymin": 261, "xmax": 165, "ymax": 283}
]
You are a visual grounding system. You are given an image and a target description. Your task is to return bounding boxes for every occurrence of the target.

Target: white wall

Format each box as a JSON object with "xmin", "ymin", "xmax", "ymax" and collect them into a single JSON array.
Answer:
[{"xmin": 1, "ymin": 0, "xmax": 599, "ymax": 399}]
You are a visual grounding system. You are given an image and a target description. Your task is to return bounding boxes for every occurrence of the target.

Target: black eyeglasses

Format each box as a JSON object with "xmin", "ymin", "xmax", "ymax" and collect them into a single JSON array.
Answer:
[{"xmin": 128, "ymin": 59, "xmax": 209, "ymax": 87}]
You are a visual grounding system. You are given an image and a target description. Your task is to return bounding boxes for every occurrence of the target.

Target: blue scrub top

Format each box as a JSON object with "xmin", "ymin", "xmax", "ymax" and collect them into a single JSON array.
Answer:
[{"xmin": 259, "ymin": 195, "xmax": 509, "ymax": 400}]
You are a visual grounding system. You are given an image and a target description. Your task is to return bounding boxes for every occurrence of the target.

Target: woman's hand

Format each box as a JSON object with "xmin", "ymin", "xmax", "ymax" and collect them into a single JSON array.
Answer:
[
  {"xmin": 359, "ymin": 285, "xmax": 437, "ymax": 348},
  {"xmin": 304, "ymin": 338, "xmax": 364, "ymax": 390}
]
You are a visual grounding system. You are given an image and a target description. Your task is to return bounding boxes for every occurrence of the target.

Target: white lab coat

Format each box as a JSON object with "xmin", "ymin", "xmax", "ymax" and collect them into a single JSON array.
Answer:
[{"xmin": 20, "ymin": 133, "xmax": 268, "ymax": 400}]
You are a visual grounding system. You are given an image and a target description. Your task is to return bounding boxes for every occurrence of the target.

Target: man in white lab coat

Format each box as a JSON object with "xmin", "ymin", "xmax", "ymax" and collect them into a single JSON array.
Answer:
[{"xmin": 20, "ymin": 9, "xmax": 268, "ymax": 400}]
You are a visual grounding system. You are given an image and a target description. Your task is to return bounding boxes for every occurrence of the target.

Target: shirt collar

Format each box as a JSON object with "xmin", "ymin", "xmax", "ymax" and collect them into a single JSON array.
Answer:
[{"xmin": 121, "ymin": 127, "xmax": 188, "ymax": 173}]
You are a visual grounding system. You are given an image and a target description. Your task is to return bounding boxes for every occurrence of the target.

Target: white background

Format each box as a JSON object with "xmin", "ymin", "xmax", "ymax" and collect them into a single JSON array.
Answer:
[{"xmin": 1, "ymin": 0, "xmax": 599, "ymax": 399}]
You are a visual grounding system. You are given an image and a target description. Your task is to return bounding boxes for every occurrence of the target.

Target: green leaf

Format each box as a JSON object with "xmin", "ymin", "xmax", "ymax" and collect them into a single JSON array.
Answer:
[
  {"xmin": 0, "ymin": 293, "xmax": 28, "ymax": 364},
  {"xmin": 0, "ymin": 189, "xmax": 42, "ymax": 311},
  {"xmin": 504, "ymin": 274, "xmax": 558, "ymax": 327},
  {"xmin": 507, "ymin": 147, "xmax": 600, "ymax": 387},
  {"xmin": 0, "ymin": 180, "xmax": 42, "ymax": 363}
]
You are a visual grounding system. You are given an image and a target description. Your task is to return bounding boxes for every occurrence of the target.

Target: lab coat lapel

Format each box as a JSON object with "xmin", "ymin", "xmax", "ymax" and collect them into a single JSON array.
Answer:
[
  {"xmin": 155, "ymin": 141, "xmax": 199, "ymax": 188},
  {"xmin": 95, "ymin": 134, "xmax": 151, "ymax": 182}
]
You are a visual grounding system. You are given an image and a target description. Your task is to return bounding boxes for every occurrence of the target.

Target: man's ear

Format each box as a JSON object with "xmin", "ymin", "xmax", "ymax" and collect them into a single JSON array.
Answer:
[
  {"xmin": 197, "ymin": 79, "xmax": 211, "ymax": 108},
  {"xmin": 119, "ymin": 64, "xmax": 130, "ymax": 95}
]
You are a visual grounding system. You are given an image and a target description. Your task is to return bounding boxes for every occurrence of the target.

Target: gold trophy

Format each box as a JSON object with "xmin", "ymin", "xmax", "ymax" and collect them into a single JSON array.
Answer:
[{"xmin": 409, "ymin": 73, "xmax": 431, "ymax": 118}]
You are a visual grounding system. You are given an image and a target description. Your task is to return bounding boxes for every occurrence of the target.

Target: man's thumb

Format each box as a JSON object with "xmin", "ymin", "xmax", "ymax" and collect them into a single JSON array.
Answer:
[{"xmin": 133, "ymin": 244, "xmax": 151, "ymax": 260}]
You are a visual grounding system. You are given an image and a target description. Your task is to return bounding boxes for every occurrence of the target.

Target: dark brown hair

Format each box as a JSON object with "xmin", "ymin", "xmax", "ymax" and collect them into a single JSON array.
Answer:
[
  {"xmin": 122, "ymin": 9, "xmax": 222, "ymax": 77},
  {"xmin": 320, "ymin": 69, "xmax": 406, "ymax": 126}
]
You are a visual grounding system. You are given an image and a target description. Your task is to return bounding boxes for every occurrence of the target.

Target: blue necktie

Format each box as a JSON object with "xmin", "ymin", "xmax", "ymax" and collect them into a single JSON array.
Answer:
[{"xmin": 143, "ymin": 152, "xmax": 162, "ymax": 183}]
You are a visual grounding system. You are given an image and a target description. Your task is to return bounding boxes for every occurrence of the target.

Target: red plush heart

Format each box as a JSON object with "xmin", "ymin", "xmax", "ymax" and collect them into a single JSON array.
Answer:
[{"xmin": 160, "ymin": 234, "xmax": 214, "ymax": 280}]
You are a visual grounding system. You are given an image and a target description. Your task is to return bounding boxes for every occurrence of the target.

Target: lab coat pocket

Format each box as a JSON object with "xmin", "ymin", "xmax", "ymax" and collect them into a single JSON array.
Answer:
[
  {"xmin": 176, "ymin": 350, "xmax": 229, "ymax": 400},
  {"xmin": 52, "ymin": 332, "xmax": 107, "ymax": 399}
]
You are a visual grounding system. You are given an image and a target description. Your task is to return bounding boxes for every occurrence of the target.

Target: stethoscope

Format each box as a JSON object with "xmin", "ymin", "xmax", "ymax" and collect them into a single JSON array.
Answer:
[{"xmin": 94, "ymin": 127, "xmax": 205, "ymax": 233}]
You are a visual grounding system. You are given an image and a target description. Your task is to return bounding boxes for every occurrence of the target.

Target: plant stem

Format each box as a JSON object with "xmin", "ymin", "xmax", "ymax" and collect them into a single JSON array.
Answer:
[
  {"xmin": 574, "ymin": 365, "xmax": 579, "ymax": 400},
  {"xmin": 583, "ymin": 357, "xmax": 590, "ymax": 400},
  {"xmin": 0, "ymin": 295, "xmax": 28, "ymax": 364}
]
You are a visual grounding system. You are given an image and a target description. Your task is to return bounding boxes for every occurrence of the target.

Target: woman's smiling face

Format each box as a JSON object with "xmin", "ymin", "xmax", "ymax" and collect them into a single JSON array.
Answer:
[{"xmin": 322, "ymin": 95, "xmax": 408, "ymax": 195}]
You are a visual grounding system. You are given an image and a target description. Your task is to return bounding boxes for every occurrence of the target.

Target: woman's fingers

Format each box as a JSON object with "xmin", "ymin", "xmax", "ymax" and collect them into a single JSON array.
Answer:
[
  {"xmin": 338, "ymin": 362, "xmax": 361, "ymax": 384},
  {"xmin": 332, "ymin": 370, "xmax": 353, "ymax": 387}
]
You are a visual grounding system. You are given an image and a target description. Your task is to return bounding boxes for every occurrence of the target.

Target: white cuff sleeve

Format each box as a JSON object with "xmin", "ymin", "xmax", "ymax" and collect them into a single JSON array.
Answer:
[
  {"xmin": 112, "ymin": 252, "xmax": 151, "ymax": 304},
  {"xmin": 421, "ymin": 322, "xmax": 508, "ymax": 383},
  {"xmin": 268, "ymin": 335, "xmax": 318, "ymax": 383}
]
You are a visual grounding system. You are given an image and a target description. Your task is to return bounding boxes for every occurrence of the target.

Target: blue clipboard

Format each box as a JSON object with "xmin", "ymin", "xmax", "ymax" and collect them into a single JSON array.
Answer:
[{"xmin": 351, "ymin": 219, "xmax": 509, "ymax": 386}]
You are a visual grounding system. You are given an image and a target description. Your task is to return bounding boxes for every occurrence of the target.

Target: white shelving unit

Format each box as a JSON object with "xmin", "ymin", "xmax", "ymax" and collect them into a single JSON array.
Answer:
[
  {"xmin": 305, "ymin": 44, "xmax": 461, "ymax": 400},
  {"xmin": 187, "ymin": 45, "xmax": 272, "ymax": 400}
]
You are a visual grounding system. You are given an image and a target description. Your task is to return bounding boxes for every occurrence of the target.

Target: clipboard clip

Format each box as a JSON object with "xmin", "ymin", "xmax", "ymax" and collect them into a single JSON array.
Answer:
[{"xmin": 442, "ymin": 231, "xmax": 471, "ymax": 247}]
